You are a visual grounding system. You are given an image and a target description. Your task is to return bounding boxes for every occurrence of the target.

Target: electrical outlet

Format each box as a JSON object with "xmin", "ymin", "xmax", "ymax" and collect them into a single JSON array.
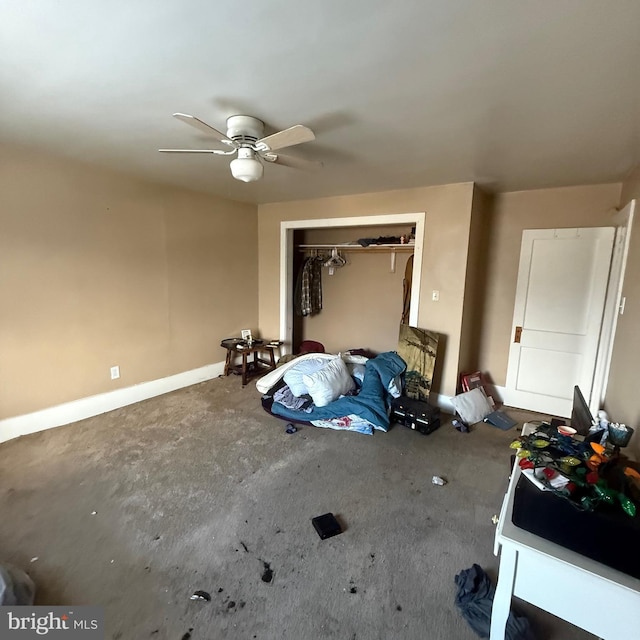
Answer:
[
  {"xmin": 432, "ymin": 290, "xmax": 440, "ymax": 302},
  {"xmin": 110, "ymin": 366, "xmax": 120, "ymax": 380}
]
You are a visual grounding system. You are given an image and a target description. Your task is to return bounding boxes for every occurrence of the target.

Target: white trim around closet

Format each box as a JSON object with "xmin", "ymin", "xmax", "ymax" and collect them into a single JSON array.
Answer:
[{"xmin": 280, "ymin": 212, "xmax": 425, "ymax": 353}]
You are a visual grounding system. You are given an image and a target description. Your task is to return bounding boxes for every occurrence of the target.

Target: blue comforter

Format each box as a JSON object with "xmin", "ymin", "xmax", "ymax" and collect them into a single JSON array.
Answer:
[{"xmin": 270, "ymin": 352, "xmax": 406, "ymax": 432}]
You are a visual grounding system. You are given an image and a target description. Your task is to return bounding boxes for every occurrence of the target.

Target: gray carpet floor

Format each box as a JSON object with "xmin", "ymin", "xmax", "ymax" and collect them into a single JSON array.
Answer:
[{"xmin": 0, "ymin": 375, "xmax": 595, "ymax": 640}]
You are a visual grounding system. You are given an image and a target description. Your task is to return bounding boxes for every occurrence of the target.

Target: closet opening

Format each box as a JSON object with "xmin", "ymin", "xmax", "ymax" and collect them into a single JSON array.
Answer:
[{"xmin": 280, "ymin": 212, "xmax": 425, "ymax": 355}]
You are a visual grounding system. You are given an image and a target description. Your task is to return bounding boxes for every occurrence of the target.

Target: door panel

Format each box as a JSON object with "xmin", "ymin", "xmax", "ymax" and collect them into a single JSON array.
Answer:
[
  {"xmin": 516, "ymin": 347, "xmax": 581, "ymax": 397},
  {"xmin": 505, "ymin": 227, "xmax": 615, "ymax": 417},
  {"xmin": 524, "ymin": 238, "xmax": 595, "ymax": 333}
]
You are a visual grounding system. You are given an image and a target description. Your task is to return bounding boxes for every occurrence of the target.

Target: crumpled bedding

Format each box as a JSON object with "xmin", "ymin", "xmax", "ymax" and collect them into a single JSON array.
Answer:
[
  {"xmin": 265, "ymin": 352, "xmax": 406, "ymax": 435},
  {"xmin": 309, "ymin": 414, "xmax": 379, "ymax": 434},
  {"xmin": 273, "ymin": 385, "xmax": 313, "ymax": 412}
]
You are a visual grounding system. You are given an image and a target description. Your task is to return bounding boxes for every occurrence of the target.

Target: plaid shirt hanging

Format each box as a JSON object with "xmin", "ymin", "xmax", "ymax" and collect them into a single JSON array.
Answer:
[{"xmin": 295, "ymin": 256, "xmax": 323, "ymax": 316}]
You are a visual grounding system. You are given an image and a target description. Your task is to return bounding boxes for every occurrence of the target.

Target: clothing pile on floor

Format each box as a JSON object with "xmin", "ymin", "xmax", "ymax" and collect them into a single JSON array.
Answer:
[
  {"xmin": 454, "ymin": 564, "xmax": 534, "ymax": 640},
  {"xmin": 257, "ymin": 351, "xmax": 406, "ymax": 435}
]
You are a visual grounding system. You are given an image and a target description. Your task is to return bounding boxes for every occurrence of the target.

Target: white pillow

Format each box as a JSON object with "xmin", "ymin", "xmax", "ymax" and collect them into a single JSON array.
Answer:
[
  {"xmin": 346, "ymin": 362, "xmax": 366, "ymax": 384},
  {"xmin": 450, "ymin": 387, "xmax": 493, "ymax": 425},
  {"xmin": 283, "ymin": 356, "xmax": 329, "ymax": 397},
  {"xmin": 303, "ymin": 357, "xmax": 355, "ymax": 408}
]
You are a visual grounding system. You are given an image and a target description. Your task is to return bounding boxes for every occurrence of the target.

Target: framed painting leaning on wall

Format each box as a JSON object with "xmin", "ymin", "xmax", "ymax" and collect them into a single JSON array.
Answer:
[{"xmin": 397, "ymin": 324, "xmax": 439, "ymax": 402}]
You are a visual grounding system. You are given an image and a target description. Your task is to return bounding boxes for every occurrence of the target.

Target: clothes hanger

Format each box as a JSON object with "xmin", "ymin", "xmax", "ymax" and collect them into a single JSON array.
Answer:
[
  {"xmin": 323, "ymin": 247, "xmax": 346, "ymax": 267},
  {"xmin": 323, "ymin": 247, "xmax": 346, "ymax": 274}
]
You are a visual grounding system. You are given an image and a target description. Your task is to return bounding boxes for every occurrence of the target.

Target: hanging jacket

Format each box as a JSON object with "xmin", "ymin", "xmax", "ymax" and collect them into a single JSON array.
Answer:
[{"xmin": 295, "ymin": 256, "xmax": 323, "ymax": 317}]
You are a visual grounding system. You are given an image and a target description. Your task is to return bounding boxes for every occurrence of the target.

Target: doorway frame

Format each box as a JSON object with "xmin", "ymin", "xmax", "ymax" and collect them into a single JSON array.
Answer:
[
  {"xmin": 592, "ymin": 199, "xmax": 635, "ymax": 412},
  {"xmin": 279, "ymin": 212, "xmax": 425, "ymax": 352}
]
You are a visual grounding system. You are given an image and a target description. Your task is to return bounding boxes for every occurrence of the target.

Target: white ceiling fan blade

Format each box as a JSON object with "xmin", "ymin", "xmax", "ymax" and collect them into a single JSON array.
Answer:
[
  {"xmin": 263, "ymin": 153, "xmax": 323, "ymax": 170},
  {"xmin": 158, "ymin": 148, "xmax": 235, "ymax": 155},
  {"xmin": 172, "ymin": 113, "xmax": 237, "ymax": 147},
  {"xmin": 255, "ymin": 125, "xmax": 315, "ymax": 152}
]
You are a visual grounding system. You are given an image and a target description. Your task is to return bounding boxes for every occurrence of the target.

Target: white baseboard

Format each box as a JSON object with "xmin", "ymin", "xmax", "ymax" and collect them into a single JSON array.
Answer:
[
  {"xmin": 0, "ymin": 376, "xmax": 509, "ymax": 444},
  {"xmin": 0, "ymin": 361, "xmax": 226, "ymax": 444},
  {"xmin": 429, "ymin": 392, "xmax": 454, "ymax": 414},
  {"xmin": 489, "ymin": 384, "xmax": 507, "ymax": 405}
]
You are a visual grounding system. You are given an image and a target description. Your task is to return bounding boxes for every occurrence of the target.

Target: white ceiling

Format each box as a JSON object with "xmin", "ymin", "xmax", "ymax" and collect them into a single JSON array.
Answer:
[{"xmin": 1, "ymin": 1, "xmax": 639, "ymax": 204}]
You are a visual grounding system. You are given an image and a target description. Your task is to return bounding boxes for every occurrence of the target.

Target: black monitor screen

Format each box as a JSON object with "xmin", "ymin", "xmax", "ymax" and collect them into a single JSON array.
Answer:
[{"xmin": 570, "ymin": 385, "xmax": 593, "ymax": 436}]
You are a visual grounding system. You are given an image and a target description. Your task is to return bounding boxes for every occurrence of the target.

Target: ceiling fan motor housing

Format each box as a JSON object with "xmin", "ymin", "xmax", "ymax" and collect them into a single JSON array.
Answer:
[{"xmin": 226, "ymin": 115, "xmax": 264, "ymax": 146}]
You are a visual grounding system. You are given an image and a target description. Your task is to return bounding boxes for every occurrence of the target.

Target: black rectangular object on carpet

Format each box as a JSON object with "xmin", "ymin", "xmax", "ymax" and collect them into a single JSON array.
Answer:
[
  {"xmin": 311, "ymin": 513, "xmax": 342, "ymax": 540},
  {"xmin": 390, "ymin": 396, "xmax": 440, "ymax": 435}
]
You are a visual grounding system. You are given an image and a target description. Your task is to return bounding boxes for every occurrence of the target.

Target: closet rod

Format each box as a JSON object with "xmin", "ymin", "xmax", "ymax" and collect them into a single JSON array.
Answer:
[{"xmin": 298, "ymin": 244, "xmax": 413, "ymax": 272}]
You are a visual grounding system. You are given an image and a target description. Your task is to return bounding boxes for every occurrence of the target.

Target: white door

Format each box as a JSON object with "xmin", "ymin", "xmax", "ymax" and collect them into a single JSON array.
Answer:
[{"xmin": 505, "ymin": 227, "xmax": 615, "ymax": 417}]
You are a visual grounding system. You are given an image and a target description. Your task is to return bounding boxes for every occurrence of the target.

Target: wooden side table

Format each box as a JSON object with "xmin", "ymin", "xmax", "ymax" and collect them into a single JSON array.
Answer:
[{"xmin": 222, "ymin": 340, "xmax": 277, "ymax": 387}]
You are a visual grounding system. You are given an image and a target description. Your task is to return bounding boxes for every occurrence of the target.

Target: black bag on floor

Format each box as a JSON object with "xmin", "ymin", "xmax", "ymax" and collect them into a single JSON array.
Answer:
[
  {"xmin": 390, "ymin": 396, "xmax": 440, "ymax": 434},
  {"xmin": 454, "ymin": 564, "xmax": 535, "ymax": 640}
]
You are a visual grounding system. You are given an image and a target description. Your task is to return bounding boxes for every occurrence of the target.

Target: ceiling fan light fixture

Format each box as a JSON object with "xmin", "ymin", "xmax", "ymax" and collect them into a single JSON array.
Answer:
[
  {"xmin": 230, "ymin": 148, "xmax": 263, "ymax": 182},
  {"xmin": 230, "ymin": 157, "xmax": 263, "ymax": 182}
]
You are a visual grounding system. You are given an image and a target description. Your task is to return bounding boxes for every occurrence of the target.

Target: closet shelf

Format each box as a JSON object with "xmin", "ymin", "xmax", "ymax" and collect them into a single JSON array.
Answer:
[{"xmin": 297, "ymin": 243, "xmax": 414, "ymax": 253}]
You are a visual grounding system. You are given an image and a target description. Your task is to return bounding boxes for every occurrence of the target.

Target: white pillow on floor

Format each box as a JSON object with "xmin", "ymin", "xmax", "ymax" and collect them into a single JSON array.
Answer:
[
  {"xmin": 283, "ymin": 356, "xmax": 330, "ymax": 397},
  {"xmin": 303, "ymin": 357, "xmax": 355, "ymax": 407},
  {"xmin": 450, "ymin": 387, "xmax": 493, "ymax": 424}
]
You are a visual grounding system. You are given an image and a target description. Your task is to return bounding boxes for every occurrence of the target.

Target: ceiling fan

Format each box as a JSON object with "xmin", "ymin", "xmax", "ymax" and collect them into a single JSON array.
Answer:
[{"xmin": 159, "ymin": 113, "xmax": 319, "ymax": 182}]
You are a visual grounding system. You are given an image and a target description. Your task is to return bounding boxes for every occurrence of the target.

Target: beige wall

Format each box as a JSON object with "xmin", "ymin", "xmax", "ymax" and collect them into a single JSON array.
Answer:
[
  {"xmin": 0, "ymin": 143, "xmax": 258, "ymax": 419},
  {"xmin": 477, "ymin": 183, "xmax": 622, "ymax": 389},
  {"xmin": 606, "ymin": 165, "xmax": 640, "ymax": 458},
  {"xmin": 299, "ymin": 225, "xmax": 413, "ymax": 354},
  {"xmin": 4, "ymin": 141, "xmax": 627, "ymax": 426},
  {"xmin": 257, "ymin": 183, "xmax": 475, "ymax": 397}
]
